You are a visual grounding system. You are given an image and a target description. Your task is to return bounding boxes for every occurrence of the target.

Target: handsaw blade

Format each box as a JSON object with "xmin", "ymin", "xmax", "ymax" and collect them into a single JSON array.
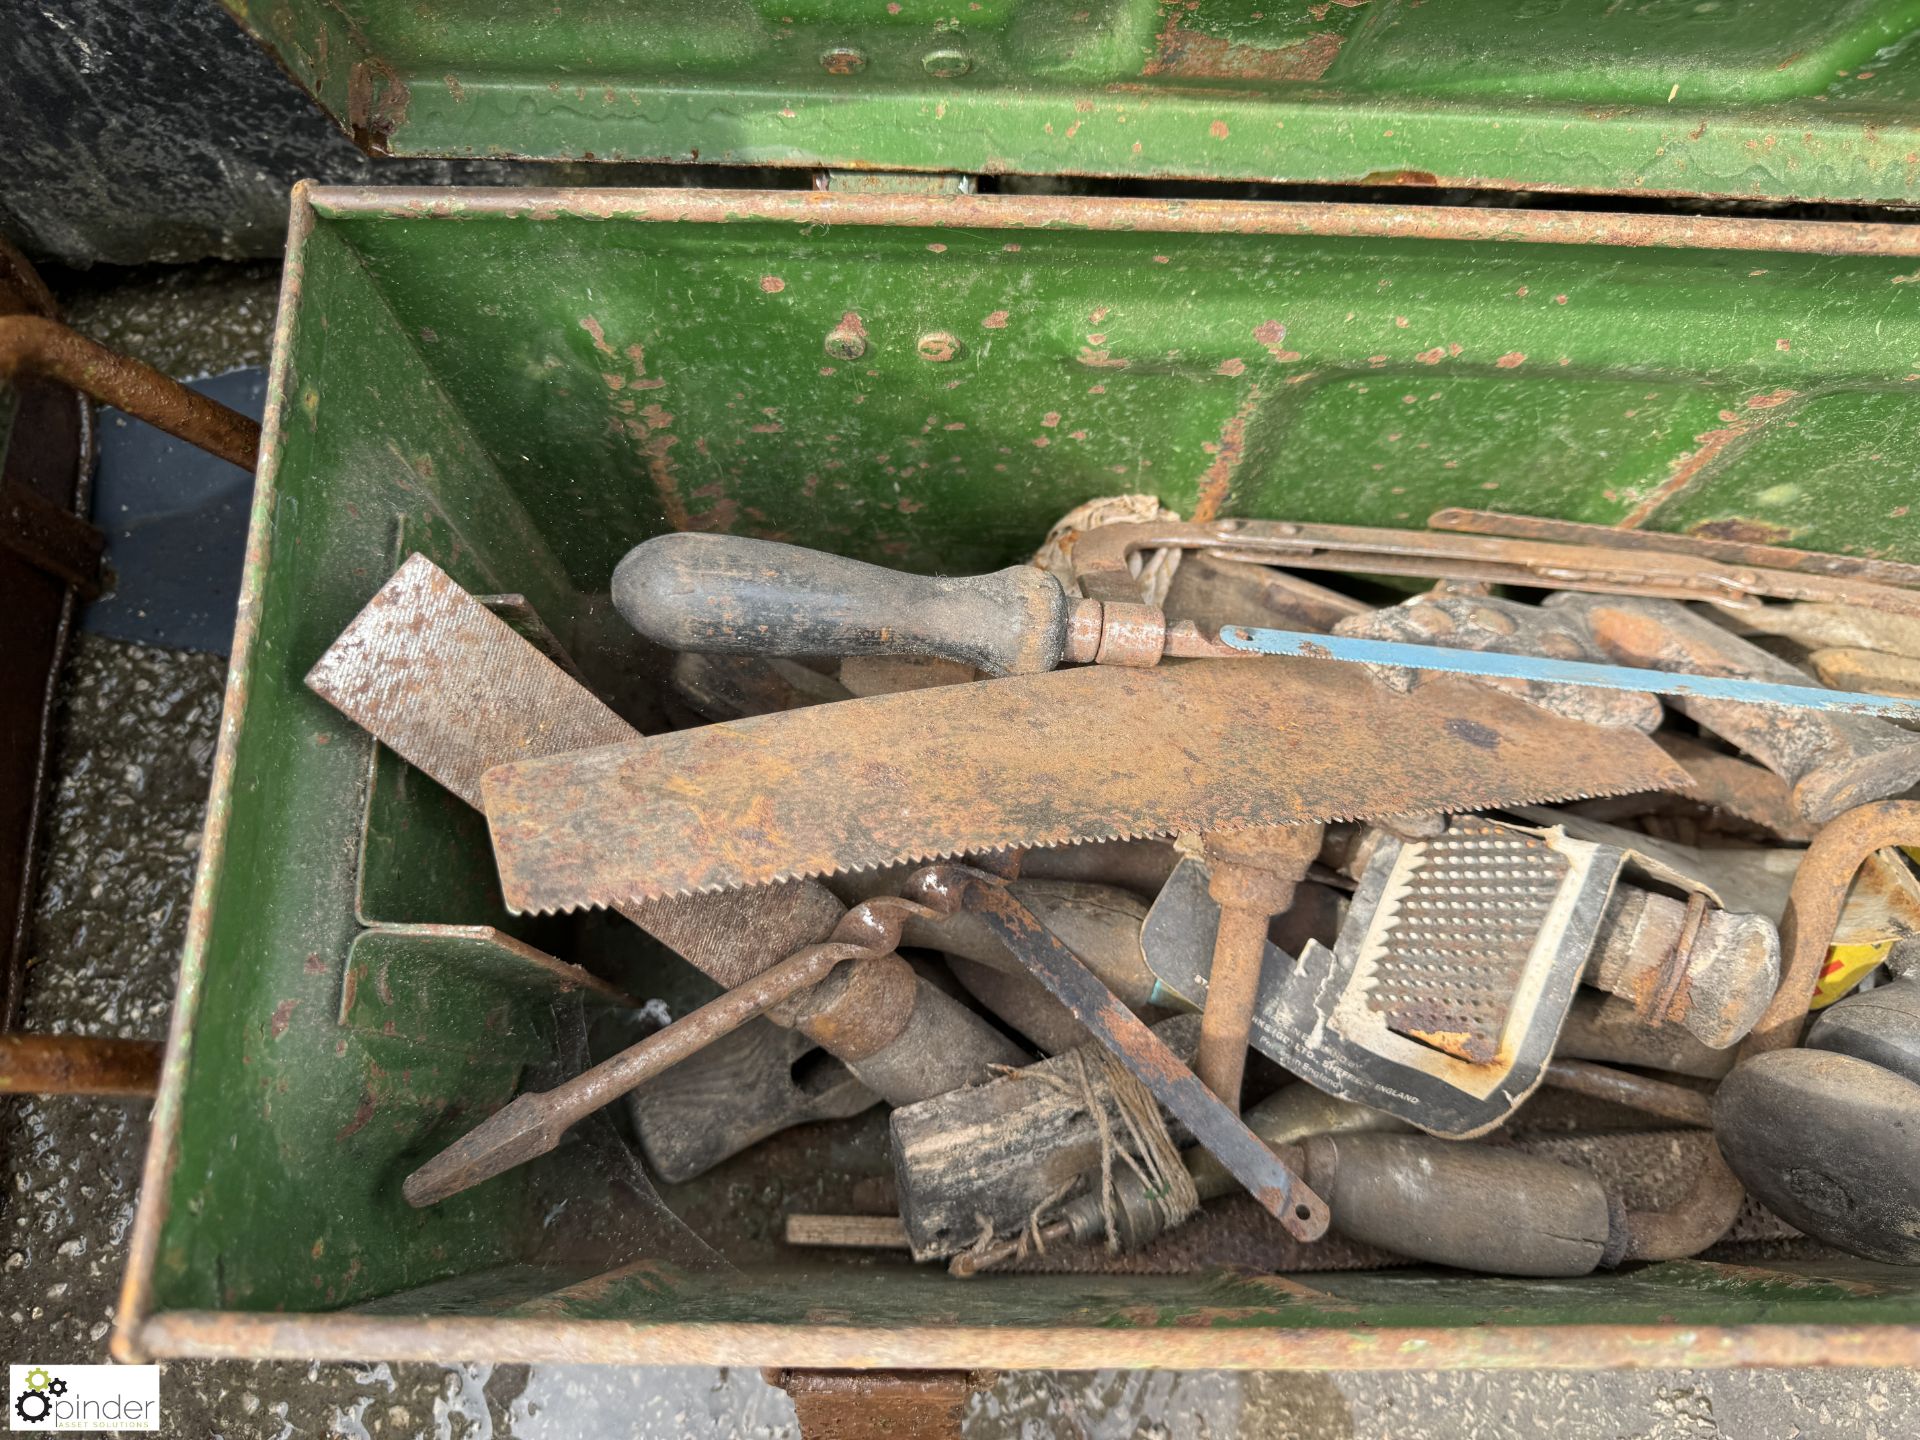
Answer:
[
  {"xmin": 1219, "ymin": 626, "xmax": 1920, "ymax": 720},
  {"xmin": 481, "ymin": 657, "xmax": 1689, "ymax": 913},
  {"xmin": 304, "ymin": 551, "xmax": 848, "ymax": 989}
]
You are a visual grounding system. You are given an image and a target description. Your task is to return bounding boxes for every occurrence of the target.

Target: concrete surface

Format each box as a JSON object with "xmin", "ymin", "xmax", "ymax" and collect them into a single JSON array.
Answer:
[{"xmin": 4, "ymin": 261, "xmax": 1918, "ymax": 1439}]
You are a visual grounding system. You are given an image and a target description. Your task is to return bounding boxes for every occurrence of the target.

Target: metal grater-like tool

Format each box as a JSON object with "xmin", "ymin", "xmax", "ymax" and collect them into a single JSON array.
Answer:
[
  {"xmin": 1363, "ymin": 818, "xmax": 1572, "ymax": 1066},
  {"xmin": 1141, "ymin": 817, "xmax": 1628, "ymax": 1138}
]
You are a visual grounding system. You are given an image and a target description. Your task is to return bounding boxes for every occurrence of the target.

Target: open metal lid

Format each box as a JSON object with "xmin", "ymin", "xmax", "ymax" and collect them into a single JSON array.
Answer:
[{"xmin": 227, "ymin": 0, "xmax": 1920, "ymax": 202}]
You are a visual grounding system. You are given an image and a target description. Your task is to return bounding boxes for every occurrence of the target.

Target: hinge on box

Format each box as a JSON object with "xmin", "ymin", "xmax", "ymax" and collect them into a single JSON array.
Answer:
[{"xmin": 818, "ymin": 172, "xmax": 975, "ymax": 196}]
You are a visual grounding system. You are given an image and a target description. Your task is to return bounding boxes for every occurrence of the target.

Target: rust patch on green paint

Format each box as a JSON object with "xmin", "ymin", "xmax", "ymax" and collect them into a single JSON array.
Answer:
[
  {"xmin": 1622, "ymin": 387, "xmax": 1807, "ymax": 527},
  {"xmin": 344, "ymin": 58, "xmax": 410, "ymax": 151},
  {"xmin": 1231, "ymin": 1272, "xmax": 1364, "ymax": 1310},
  {"xmin": 578, "ymin": 314, "xmax": 615, "ymax": 357},
  {"xmin": 1688, "ymin": 516, "xmax": 1798, "ymax": 545},
  {"xmin": 1620, "ymin": 424, "xmax": 1747, "ymax": 528},
  {"xmin": 1193, "ymin": 383, "xmax": 1265, "ymax": 523},
  {"xmin": 1145, "ymin": 20, "xmax": 1345, "ymax": 83}
]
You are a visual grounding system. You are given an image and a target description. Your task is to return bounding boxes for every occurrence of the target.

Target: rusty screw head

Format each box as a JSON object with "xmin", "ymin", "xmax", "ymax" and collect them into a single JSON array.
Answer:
[
  {"xmin": 917, "ymin": 331, "xmax": 961, "ymax": 363},
  {"xmin": 824, "ymin": 315, "xmax": 869, "ymax": 361},
  {"xmin": 820, "ymin": 47, "xmax": 867, "ymax": 75},
  {"xmin": 923, "ymin": 49, "xmax": 972, "ymax": 78}
]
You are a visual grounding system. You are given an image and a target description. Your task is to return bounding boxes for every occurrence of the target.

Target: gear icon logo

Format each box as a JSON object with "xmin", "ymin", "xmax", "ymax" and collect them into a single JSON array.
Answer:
[
  {"xmin": 14, "ymin": 1389, "xmax": 51, "ymax": 1423},
  {"xmin": 22, "ymin": 1368, "xmax": 50, "ymax": 1393},
  {"xmin": 46, "ymin": 1378, "xmax": 68, "ymax": 1397}
]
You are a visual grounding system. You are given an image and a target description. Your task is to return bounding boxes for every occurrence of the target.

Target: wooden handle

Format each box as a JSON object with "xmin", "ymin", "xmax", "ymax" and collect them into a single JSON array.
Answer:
[{"xmin": 612, "ymin": 533, "xmax": 1072, "ymax": 676}]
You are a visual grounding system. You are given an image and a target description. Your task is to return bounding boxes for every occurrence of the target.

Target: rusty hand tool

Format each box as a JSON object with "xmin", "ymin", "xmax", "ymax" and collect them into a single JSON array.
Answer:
[
  {"xmin": 1194, "ymin": 825, "xmax": 1321, "ymax": 1111},
  {"xmin": 306, "ymin": 555, "xmax": 1026, "ymax": 1131},
  {"xmin": 0, "ymin": 314, "xmax": 260, "ymax": 473},
  {"xmin": 1551, "ymin": 593, "xmax": 1920, "ymax": 821},
  {"xmin": 1076, "ymin": 516, "xmax": 1920, "ymax": 615},
  {"xmin": 831, "ymin": 874, "xmax": 1163, "ymax": 1055},
  {"xmin": 1143, "ymin": 819, "xmax": 1745, "ymax": 1137},
  {"xmin": 901, "ymin": 863, "xmax": 1331, "ymax": 1243},
  {"xmin": 480, "ymin": 655, "xmax": 1685, "ymax": 911},
  {"xmin": 1428, "ymin": 507, "xmax": 1920, "ymax": 593},
  {"xmin": 1716, "ymin": 968, "xmax": 1920, "ymax": 1265},
  {"xmin": 403, "ymin": 893, "xmax": 943, "ymax": 1206},
  {"xmin": 1711, "ymin": 598, "xmax": 1920, "ymax": 661},
  {"xmin": 612, "ymin": 533, "xmax": 1920, "ymax": 720},
  {"xmin": 952, "ymin": 1083, "xmax": 1619, "ymax": 1279},
  {"xmin": 1614, "ymin": 800, "xmax": 1920, "ymax": 1263},
  {"xmin": 1583, "ymin": 887, "xmax": 1779, "ymax": 1050},
  {"xmin": 1161, "ymin": 550, "xmax": 1369, "ymax": 635},
  {"xmin": 1811, "ymin": 648, "xmax": 1920, "ymax": 700},
  {"xmin": 626, "ymin": 1019, "xmax": 876, "ymax": 1183},
  {"xmin": 1654, "ymin": 732, "xmax": 1814, "ymax": 841},
  {"xmin": 0, "ymin": 1034, "xmax": 162, "ymax": 1097},
  {"xmin": 1556, "ymin": 990, "xmax": 1739, "ymax": 1080}
]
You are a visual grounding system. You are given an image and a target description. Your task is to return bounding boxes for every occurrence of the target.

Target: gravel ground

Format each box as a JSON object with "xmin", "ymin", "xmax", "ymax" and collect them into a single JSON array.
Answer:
[{"xmin": 2, "ymin": 261, "xmax": 1916, "ymax": 1438}]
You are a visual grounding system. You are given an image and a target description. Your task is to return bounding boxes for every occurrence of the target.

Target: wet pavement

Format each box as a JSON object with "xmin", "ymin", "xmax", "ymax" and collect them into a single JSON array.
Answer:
[{"xmin": 3, "ymin": 261, "xmax": 1917, "ymax": 1438}]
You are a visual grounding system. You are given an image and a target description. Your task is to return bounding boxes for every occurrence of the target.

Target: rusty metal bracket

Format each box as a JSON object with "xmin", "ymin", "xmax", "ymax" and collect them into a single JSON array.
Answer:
[
  {"xmin": 0, "ymin": 315, "xmax": 260, "ymax": 473},
  {"xmin": 903, "ymin": 864, "xmax": 1331, "ymax": 1243}
]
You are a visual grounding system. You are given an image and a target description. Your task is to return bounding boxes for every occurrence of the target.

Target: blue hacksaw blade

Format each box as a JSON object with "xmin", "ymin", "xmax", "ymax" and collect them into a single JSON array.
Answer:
[{"xmin": 1218, "ymin": 626, "xmax": 1920, "ymax": 721}]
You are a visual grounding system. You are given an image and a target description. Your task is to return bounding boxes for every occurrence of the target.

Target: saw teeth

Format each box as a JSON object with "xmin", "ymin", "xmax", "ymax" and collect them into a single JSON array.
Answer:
[{"xmin": 528, "ymin": 774, "xmax": 1666, "ymax": 907}]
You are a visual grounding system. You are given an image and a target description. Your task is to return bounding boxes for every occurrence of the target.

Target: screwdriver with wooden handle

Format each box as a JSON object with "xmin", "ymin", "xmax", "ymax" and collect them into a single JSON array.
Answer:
[{"xmin": 613, "ymin": 533, "xmax": 1920, "ymax": 719}]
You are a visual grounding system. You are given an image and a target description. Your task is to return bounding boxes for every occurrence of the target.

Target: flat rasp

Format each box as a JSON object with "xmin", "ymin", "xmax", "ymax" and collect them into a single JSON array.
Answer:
[{"xmin": 481, "ymin": 657, "xmax": 1689, "ymax": 912}]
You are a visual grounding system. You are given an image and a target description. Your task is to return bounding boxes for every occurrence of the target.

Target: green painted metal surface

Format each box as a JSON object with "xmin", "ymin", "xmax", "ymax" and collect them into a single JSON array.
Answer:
[
  {"xmin": 131, "ymin": 186, "xmax": 1920, "ymax": 1356},
  {"xmin": 226, "ymin": 0, "xmax": 1920, "ymax": 202},
  {"xmin": 502, "ymin": 1258, "xmax": 1920, "ymax": 1331}
]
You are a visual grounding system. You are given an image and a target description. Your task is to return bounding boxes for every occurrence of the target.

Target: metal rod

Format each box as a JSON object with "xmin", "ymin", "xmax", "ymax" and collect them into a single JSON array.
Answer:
[
  {"xmin": 0, "ymin": 315, "xmax": 260, "ymax": 472},
  {"xmin": 1428, "ymin": 508, "xmax": 1920, "ymax": 592},
  {"xmin": 1218, "ymin": 625, "xmax": 1920, "ymax": 720},
  {"xmin": 785, "ymin": 1214, "xmax": 913, "ymax": 1249},
  {"xmin": 1543, "ymin": 1059, "xmax": 1712, "ymax": 1128},
  {"xmin": 1195, "ymin": 904, "xmax": 1268, "ymax": 1112},
  {"xmin": 402, "ymin": 942, "xmax": 851, "ymax": 1207},
  {"xmin": 1193, "ymin": 828, "xmax": 1320, "ymax": 1113},
  {"xmin": 0, "ymin": 1034, "xmax": 161, "ymax": 1097}
]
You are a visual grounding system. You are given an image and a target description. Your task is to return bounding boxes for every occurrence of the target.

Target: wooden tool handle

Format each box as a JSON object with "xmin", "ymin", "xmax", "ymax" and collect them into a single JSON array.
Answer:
[{"xmin": 612, "ymin": 533, "xmax": 1073, "ymax": 677}]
